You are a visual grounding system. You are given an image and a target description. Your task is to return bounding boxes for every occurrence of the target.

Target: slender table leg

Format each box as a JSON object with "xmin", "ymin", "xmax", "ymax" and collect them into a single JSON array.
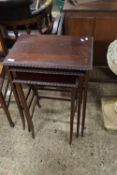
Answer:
[
  {"xmin": 16, "ymin": 83, "xmax": 35, "ymax": 138},
  {"xmin": 81, "ymin": 72, "xmax": 89, "ymax": 136},
  {"xmin": 32, "ymin": 86, "xmax": 41, "ymax": 108},
  {"xmin": 6, "ymin": 68, "xmax": 25, "ymax": 130},
  {"xmin": 76, "ymin": 76, "xmax": 83, "ymax": 137},
  {"xmin": 69, "ymin": 87, "xmax": 77, "ymax": 144},
  {"xmin": 0, "ymin": 92, "xmax": 14, "ymax": 127}
]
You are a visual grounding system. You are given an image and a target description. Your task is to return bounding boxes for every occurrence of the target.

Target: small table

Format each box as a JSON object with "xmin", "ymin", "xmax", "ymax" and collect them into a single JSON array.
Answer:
[{"xmin": 4, "ymin": 35, "xmax": 93, "ymax": 144}]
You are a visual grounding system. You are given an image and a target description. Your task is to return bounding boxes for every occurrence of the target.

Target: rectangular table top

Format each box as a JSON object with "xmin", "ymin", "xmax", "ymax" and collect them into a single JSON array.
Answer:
[{"xmin": 4, "ymin": 35, "xmax": 93, "ymax": 71}]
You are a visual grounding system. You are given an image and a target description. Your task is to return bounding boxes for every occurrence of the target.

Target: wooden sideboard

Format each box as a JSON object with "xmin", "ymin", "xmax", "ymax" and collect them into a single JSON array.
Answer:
[{"xmin": 63, "ymin": 0, "xmax": 117, "ymax": 66}]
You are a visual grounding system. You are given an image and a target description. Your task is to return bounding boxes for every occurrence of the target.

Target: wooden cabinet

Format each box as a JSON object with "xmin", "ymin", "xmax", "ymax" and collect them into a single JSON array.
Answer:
[
  {"xmin": 64, "ymin": 0, "xmax": 117, "ymax": 66},
  {"xmin": 65, "ymin": 17, "xmax": 95, "ymax": 36}
]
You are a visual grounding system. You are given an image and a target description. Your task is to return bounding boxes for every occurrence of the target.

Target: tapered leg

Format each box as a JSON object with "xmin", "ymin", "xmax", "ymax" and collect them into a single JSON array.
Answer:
[
  {"xmin": 32, "ymin": 86, "xmax": 41, "ymax": 108},
  {"xmin": 69, "ymin": 88, "xmax": 76, "ymax": 144},
  {"xmin": 81, "ymin": 73, "xmax": 89, "ymax": 137},
  {"xmin": 16, "ymin": 83, "xmax": 35, "ymax": 138},
  {"xmin": 0, "ymin": 92, "xmax": 14, "ymax": 127},
  {"xmin": 76, "ymin": 76, "xmax": 83, "ymax": 137},
  {"xmin": 13, "ymin": 83, "xmax": 25, "ymax": 130},
  {"xmin": 5, "ymin": 68, "xmax": 25, "ymax": 130}
]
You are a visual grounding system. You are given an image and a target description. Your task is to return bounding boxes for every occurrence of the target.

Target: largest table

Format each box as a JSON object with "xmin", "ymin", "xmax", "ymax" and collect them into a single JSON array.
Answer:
[{"xmin": 4, "ymin": 35, "xmax": 93, "ymax": 144}]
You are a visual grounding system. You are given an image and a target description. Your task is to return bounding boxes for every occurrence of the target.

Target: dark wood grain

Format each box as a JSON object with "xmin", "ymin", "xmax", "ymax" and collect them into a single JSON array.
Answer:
[
  {"xmin": 4, "ymin": 35, "xmax": 93, "ymax": 71},
  {"xmin": 64, "ymin": 0, "xmax": 117, "ymax": 11},
  {"xmin": 64, "ymin": 0, "xmax": 117, "ymax": 66},
  {"xmin": 4, "ymin": 34, "xmax": 93, "ymax": 143}
]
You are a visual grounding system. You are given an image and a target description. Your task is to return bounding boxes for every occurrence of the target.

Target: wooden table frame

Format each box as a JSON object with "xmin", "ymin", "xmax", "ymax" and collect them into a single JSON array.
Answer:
[{"xmin": 4, "ymin": 35, "xmax": 93, "ymax": 144}]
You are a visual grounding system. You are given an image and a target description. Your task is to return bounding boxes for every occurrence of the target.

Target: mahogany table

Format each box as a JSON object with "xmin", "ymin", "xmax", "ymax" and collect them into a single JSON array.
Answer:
[{"xmin": 4, "ymin": 35, "xmax": 93, "ymax": 144}]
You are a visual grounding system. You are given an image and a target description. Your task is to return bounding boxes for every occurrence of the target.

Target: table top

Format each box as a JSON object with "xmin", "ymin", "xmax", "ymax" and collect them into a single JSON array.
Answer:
[
  {"xmin": 64, "ymin": 0, "xmax": 117, "ymax": 12},
  {"xmin": 4, "ymin": 35, "xmax": 93, "ymax": 71}
]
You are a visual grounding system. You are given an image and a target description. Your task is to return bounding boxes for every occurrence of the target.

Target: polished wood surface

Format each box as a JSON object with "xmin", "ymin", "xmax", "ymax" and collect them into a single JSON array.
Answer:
[
  {"xmin": 4, "ymin": 35, "xmax": 93, "ymax": 144},
  {"xmin": 64, "ymin": 0, "xmax": 117, "ymax": 11},
  {"xmin": 5, "ymin": 35, "xmax": 93, "ymax": 71},
  {"xmin": 64, "ymin": 0, "xmax": 117, "ymax": 66}
]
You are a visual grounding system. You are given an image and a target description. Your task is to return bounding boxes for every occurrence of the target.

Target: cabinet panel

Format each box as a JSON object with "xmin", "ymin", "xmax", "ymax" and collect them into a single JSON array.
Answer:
[
  {"xmin": 64, "ymin": 0, "xmax": 117, "ymax": 66},
  {"xmin": 64, "ymin": 17, "xmax": 95, "ymax": 36},
  {"xmin": 95, "ymin": 18, "xmax": 117, "ymax": 41}
]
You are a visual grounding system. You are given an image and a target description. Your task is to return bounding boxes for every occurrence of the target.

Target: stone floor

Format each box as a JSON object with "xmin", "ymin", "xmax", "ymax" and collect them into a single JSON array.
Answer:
[{"xmin": 0, "ymin": 82, "xmax": 117, "ymax": 175}]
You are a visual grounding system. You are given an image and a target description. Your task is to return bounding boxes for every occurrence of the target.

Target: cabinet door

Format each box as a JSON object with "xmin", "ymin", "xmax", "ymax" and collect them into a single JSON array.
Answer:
[
  {"xmin": 95, "ymin": 18, "xmax": 117, "ymax": 41},
  {"xmin": 64, "ymin": 17, "xmax": 95, "ymax": 36},
  {"xmin": 94, "ymin": 18, "xmax": 117, "ymax": 65}
]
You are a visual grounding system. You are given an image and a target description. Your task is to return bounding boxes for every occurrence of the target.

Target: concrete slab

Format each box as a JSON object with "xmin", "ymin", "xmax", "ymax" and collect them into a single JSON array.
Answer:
[{"xmin": 102, "ymin": 97, "xmax": 117, "ymax": 131}]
